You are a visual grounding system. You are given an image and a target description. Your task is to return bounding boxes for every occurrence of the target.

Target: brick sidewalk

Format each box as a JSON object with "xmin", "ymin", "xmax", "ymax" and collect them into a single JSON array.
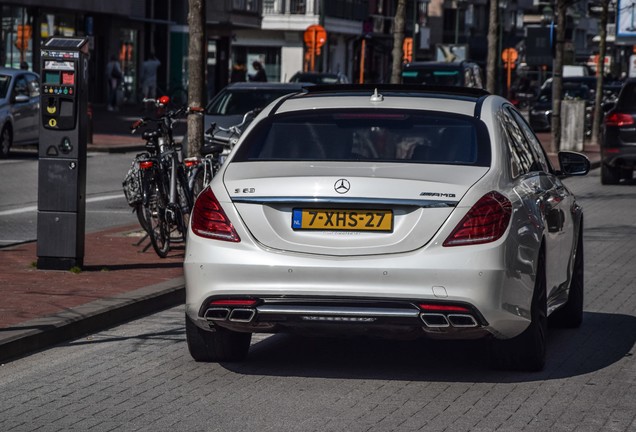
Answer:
[{"xmin": 0, "ymin": 225, "xmax": 184, "ymax": 361}]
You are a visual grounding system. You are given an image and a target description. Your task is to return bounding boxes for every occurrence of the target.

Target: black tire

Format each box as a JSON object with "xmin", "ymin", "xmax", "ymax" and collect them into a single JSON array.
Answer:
[
  {"xmin": 491, "ymin": 251, "xmax": 547, "ymax": 371},
  {"xmin": 550, "ymin": 228, "xmax": 584, "ymax": 328},
  {"xmin": 144, "ymin": 178, "xmax": 170, "ymax": 258},
  {"xmin": 0, "ymin": 126, "xmax": 11, "ymax": 158},
  {"xmin": 601, "ymin": 164, "xmax": 621, "ymax": 185},
  {"xmin": 185, "ymin": 314, "xmax": 251, "ymax": 362}
]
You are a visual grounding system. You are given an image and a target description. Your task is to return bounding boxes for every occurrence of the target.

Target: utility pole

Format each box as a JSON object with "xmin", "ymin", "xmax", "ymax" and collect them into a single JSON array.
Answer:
[{"xmin": 187, "ymin": 0, "xmax": 205, "ymax": 158}]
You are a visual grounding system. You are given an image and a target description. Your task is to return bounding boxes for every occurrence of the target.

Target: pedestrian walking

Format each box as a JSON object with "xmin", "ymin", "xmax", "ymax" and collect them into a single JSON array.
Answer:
[
  {"xmin": 249, "ymin": 61, "xmax": 267, "ymax": 82},
  {"xmin": 105, "ymin": 55, "xmax": 123, "ymax": 111},
  {"xmin": 230, "ymin": 63, "xmax": 247, "ymax": 83},
  {"xmin": 141, "ymin": 53, "xmax": 161, "ymax": 100}
]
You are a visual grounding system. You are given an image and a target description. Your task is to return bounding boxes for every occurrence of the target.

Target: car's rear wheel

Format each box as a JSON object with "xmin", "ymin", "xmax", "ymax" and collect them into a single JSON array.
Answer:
[
  {"xmin": 0, "ymin": 126, "xmax": 12, "ymax": 158},
  {"xmin": 601, "ymin": 163, "xmax": 621, "ymax": 185},
  {"xmin": 491, "ymin": 251, "xmax": 547, "ymax": 371},
  {"xmin": 185, "ymin": 314, "xmax": 251, "ymax": 362},
  {"xmin": 550, "ymin": 228, "xmax": 584, "ymax": 328}
]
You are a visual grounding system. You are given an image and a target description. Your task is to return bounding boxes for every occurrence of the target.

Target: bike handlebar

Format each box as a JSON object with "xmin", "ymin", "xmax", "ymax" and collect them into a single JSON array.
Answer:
[{"xmin": 131, "ymin": 103, "xmax": 204, "ymax": 134}]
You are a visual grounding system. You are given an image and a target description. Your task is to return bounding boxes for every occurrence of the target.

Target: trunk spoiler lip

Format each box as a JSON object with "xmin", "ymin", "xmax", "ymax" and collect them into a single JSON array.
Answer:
[{"xmin": 231, "ymin": 196, "xmax": 458, "ymax": 208}]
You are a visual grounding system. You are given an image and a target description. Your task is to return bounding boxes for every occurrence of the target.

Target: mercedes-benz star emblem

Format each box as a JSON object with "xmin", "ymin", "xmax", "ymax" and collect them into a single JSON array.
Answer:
[{"xmin": 334, "ymin": 179, "xmax": 350, "ymax": 194}]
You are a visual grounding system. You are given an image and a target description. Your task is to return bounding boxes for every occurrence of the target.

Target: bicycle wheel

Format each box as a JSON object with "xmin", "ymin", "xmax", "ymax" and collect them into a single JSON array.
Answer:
[
  {"xmin": 144, "ymin": 176, "xmax": 170, "ymax": 258},
  {"xmin": 134, "ymin": 202, "xmax": 150, "ymax": 233},
  {"xmin": 173, "ymin": 165, "xmax": 194, "ymax": 242},
  {"xmin": 189, "ymin": 162, "xmax": 211, "ymax": 200}
]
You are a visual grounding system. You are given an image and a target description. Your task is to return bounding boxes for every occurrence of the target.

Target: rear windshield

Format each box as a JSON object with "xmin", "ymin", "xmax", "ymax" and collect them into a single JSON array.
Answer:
[
  {"xmin": 206, "ymin": 89, "xmax": 296, "ymax": 116},
  {"xmin": 617, "ymin": 83, "xmax": 636, "ymax": 111},
  {"xmin": 233, "ymin": 110, "xmax": 491, "ymax": 166}
]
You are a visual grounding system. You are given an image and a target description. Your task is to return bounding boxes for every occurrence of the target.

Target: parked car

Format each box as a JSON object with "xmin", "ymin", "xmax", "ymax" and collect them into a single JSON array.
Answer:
[
  {"xmin": 184, "ymin": 84, "xmax": 590, "ymax": 371},
  {"xmin": 529, "ymin": 76, "xmax": 622, "ymax": 134},
  {"xmin": 0, "ymin": 67, "xmax": 40, "ymax": 157},
  {"xmin": 203, "ymin": 82, "xmax": 310, "ymax": 130},
  {"xmin": 601, "ymin": 78, "xmax": 636, "ymax": 184},
  {"xmin": 289, "ymin": 71, "xmax": 350, "ymax": 84},
  {"xmin": 181, "ymin": 82, "xmax": 310, "ymax": 153},
  {"xmin": 401, "ymin": 61, "xmax": 484, "ymax": 88}
]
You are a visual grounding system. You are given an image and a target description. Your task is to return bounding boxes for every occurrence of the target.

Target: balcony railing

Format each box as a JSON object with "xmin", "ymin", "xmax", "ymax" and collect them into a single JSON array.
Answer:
[
  {"xmin": 233, "ymin": 0, "xmax": 259, "ymax": 13},
  {"xmin": 263, "ymin": 0, "xmax": 309, "ymax": 15}
]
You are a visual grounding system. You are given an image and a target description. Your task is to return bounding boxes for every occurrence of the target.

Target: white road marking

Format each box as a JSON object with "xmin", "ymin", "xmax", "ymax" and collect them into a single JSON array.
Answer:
[{"xmin": 0, "ymin": 193, "xmax": 125, "ymax": 216}]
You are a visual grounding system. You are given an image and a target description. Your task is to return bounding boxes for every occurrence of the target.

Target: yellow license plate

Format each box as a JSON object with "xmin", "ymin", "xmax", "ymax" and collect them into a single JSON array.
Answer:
[{"xmin": 292, "ymin": 209, "xmax": 393, "ymax": 232}]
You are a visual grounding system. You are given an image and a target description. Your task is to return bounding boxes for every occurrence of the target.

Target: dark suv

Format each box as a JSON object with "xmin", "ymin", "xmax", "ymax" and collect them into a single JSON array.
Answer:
[
  {"xmin": 601, "ymin": 79, "xmax": 636, "ymax": 184},
  {"xmin": 401, "ymin": 61, "xmax": 483, "ymax": 88}
]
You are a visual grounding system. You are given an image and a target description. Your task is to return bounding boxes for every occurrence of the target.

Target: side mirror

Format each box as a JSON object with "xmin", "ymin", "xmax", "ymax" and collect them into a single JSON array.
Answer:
[{"xmin": 557, "ymin": 151, "xmax": 590, "ymax": 177}]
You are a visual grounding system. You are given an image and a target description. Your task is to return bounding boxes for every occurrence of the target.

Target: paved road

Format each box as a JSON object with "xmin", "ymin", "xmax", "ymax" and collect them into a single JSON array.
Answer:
[
  {"xmin": 1, "ymin": 168, "xmax": 634, "ymax": 432},
  {"xmin": 0, "ymin": 149, "xmax": 138, "ymax": 247}
]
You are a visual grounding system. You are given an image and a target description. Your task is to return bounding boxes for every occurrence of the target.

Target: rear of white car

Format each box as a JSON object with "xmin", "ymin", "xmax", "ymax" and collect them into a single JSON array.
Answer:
[{"xmin": 184, "ymin": 85, "xmax": 588, "ymax": 371}]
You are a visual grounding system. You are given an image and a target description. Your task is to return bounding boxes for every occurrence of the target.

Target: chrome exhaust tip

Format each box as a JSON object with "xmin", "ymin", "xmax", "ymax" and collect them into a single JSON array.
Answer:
[
  {"xmin": 420, "ymin": 313, "xmax": 450, "ymax": 328},
  {"xmin": 228, "ymin": 308, "xmax": 256, "ymax": 323},
  {"xmin": 204, "ymin": 307, "xmax": 230, "ymax": 321},
  {"xmin": 447, "ymin": 314, "xmax": 478, "ymax": 328}
]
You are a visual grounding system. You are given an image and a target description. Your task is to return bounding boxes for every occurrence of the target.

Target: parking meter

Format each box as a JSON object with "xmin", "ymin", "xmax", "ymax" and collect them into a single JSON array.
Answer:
[{"xmin": 37, "ymin": 37, "xmax": 89, "ymax": 270}]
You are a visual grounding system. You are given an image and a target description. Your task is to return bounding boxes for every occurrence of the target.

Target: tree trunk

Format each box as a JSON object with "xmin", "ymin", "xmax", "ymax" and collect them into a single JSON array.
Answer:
[
  {"xmin": 550, "ymin": 0, "xmax": 566, "ymax": 152},
  {"xmin": 486, "ymin": 0, "xmax": 498, "ymax": 94},
  {"xmin": 186, "ymin": 0, "xmax": 205, "ymax": 158},
  {"xmin": 591, "ymin": 0, "xmax": 608, "ymax": 147},
  {"xmin": 390, "ymin": 0, "xmax": 406, "ymax": 84}
]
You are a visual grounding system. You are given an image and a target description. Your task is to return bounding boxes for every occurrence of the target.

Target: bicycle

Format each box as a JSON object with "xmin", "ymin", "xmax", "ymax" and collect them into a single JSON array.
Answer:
[
  {"xmin": 186, "ymin": 108, "xmax": 261, "ymax": 196},
  {"xmin": 129, "ymin": 96, "xmax": 203, "ymax": 257}
]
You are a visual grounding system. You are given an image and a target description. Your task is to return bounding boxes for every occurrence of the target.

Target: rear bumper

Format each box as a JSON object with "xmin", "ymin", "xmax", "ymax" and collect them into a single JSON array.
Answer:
[
  {"xmin": 602, "ymin": 146, "xmax": 636, "ymax": 168},
  {"xmin": 195, "ymin": 296, "xmax": 491, "ymax": 340},
  {"xmin": 184, "ymin": 232, "xmax": 536, "ymax": 340}
]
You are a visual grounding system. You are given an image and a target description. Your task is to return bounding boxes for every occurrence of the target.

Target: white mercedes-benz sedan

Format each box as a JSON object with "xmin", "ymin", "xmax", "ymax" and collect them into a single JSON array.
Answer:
[{"xmin": 184, "ymin": 85, "xmax": 590, "ymax": 371}]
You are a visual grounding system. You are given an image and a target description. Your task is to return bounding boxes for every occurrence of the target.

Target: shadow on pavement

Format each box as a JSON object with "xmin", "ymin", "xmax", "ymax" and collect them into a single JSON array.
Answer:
[{"xmin": 219, "ymin": 311, "xmax": 635, "ymax": 383}]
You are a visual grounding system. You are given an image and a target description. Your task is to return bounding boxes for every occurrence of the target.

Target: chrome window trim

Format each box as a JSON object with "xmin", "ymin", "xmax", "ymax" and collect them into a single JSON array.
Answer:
[{"xmin": 231, "ymin": 196, "xmax": 457, "ymax": 208}]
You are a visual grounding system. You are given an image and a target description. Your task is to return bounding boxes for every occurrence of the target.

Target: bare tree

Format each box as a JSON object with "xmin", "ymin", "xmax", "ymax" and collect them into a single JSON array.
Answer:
[
  {"xmin": 186, "ymin": 0, "xmax": 205, "ymax": 158},
  {"xmin": 390, "ymin": 0, "xmax": 406, "ymax": 84},
  {"xmin": 486, "ymin": 0, "xmax": 498, "ymax": 94},
  {"xmin": 591, "ymin": 0, "xmax": 609, "ymax": 146}
]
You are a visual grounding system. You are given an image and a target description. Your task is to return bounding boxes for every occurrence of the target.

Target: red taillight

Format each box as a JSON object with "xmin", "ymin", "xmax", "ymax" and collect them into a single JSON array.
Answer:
[
  {"xmin": 443, "ymin": 191, "xmax": 512, "ymax": 247},
  {"xmin": 159, "ymin": 95, "xmax": 171, "ymax": 106},
  {"xmin": 419, "ymin": 303, "xmax": 471, "ymax": 312},
  {"xmin": 139, "ymin": 160, "xmax": 154, "ymax": 169},
  {"xmin": 605, "ymin": 112, "xmax": 634, "ymax": 127},
  {"xmin": 191, "ymin": 188, "xmax": 240, "ymax": 242},
  {"xmin": 210, "ymin": 299, "xmax": 257, "ymax": 307},
  {"xmin": 183, "ymin": 157, "xmax": 201, "ymax": 168}
]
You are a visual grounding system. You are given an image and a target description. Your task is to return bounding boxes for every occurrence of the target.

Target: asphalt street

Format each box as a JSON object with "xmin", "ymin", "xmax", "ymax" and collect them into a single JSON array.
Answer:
[{"xmin": 0, "ymin": 167, "xmax": 634, "ymax": 432}]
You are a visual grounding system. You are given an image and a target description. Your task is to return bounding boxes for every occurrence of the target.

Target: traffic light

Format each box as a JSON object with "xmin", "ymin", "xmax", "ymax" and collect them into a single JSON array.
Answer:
[
  {"xmin": 403, "ymin": 37, "xmax": 413, "ymax": 63},
  {"xmin": 15, "ymin": 25, "xmax": 32, "ymax": 51}
]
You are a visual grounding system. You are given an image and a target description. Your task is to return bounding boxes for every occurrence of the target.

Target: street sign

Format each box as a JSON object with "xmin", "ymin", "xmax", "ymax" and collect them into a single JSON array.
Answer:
[
  {"xmin": 304, "ymin": 25, "xmax": 326, "ymax": 54},
  {"xmin": 304, "ymin": 25, "xmax": 327, "ymax": 72},
  {"xmin": 501, "ymin": 47, "xmax": 518, "ymax": 65},
  {"xmin": 501, "ymin": 48, "xmax": 518, "ymax": 98}
]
